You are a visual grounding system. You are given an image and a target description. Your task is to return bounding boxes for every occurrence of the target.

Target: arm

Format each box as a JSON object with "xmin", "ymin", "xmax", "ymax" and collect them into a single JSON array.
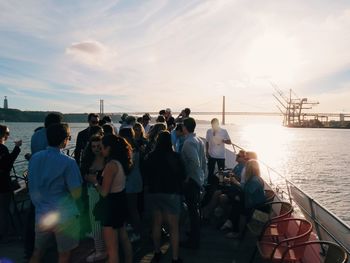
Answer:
[
  {"xmin": 223, "ymin": 139, "xmax": 232, "ymax": 144},
  {"xmin": 9, "ymin": 145, "xmax": 21, "ymax": 166},
  {"xmin": 70, "ymin": 187, "xmax": 82, "ymax": 200},
  {"xmin": 182, "ymin": 141, "xmax": 200, "ymax": 181},
  {"xmin": 65, "ymin": 160, "xmax": 83, "ymax": 200},
  {"xmin": 74, "ymin": 132, "xmax": 83, "ymax": 164},
  {"xmin": 205, "ymin": 141, "xmax": 209, "ymax": 158},
  {"xmin": 84, "ymin": 173, "xmax": 97, "ymax": 184},
  {"xmin": 223, "ymin": 130, "xmax": 231, "ymax": 144},
  {"xmin": 0, "ymin": 144, "xmax": 20, "ymax": 172}
]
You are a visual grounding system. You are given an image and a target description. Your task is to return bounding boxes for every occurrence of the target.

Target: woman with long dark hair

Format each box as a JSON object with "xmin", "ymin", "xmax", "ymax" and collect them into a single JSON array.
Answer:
[
  {"xmin": 0, "ymin": 124, "xmax": 22, "ymax": 242},
  {"xmin": 80, "ymin": 135, "xmax": 107, "ymax": 262},
  {"xmin": 144, "ymin": 131, "xmax": 185, "ymax": 263},
  {"xmin": 93, "ymin": 134, "xmax": 133, "ymax": 263},
  {"xmin": 119, "ymin": 128, "xmax": 143, "ymax": 242}
]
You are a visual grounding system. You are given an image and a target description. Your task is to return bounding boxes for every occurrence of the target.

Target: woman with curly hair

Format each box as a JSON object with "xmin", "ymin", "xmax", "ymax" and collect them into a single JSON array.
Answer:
[
  {"xmin": 80, "ymin": 135, "xmax": 107, "ymax": 262},
  {"xmin": 93, "ymin": 134, "xmax": 133, "ymax": 263}
]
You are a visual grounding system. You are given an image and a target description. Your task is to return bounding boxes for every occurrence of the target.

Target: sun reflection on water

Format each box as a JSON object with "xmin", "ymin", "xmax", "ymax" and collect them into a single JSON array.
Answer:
[{"xmin": 239, "ymin": 124, "xmax": 295, "ymax": 180}]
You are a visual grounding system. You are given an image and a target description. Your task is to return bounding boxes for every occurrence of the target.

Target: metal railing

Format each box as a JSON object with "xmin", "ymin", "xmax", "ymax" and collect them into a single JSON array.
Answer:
[
  {"xmin": 230, "ymin": 143, "xmax": 350, "ymax": 255},
  {"xmin": 10, "ymin": 145, "xmax": 76, "ymax": 186}
]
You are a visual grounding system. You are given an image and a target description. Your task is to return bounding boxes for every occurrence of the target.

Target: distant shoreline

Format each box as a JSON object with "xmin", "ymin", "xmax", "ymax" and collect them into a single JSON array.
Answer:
[{"xmin": 0, "ymin": 108, "xmax": 211, "ymax": 124}]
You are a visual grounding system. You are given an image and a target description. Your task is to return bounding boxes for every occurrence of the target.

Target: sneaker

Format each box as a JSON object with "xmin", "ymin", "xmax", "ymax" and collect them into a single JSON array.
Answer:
[
  {"xmin": 86, "ymin": 251, "xmax": 107, "ymax": 262},
  {"xmin": 129, "ymin": 233, "xmax": 141, "ymax": 243},
  {"xmin": 220, "ymin": 219, "xmax": 232, "ymax": 231},
  {"xmin": 151, "ymin": 251, "xmax": 162, "ymax": 263},
  {"xmin": 126, "ymin": 224, "xmax": 133, "ymax": 231},
  {"xmin": 225, "ymin": 232, "xmax": 240, "ymax": 239}
]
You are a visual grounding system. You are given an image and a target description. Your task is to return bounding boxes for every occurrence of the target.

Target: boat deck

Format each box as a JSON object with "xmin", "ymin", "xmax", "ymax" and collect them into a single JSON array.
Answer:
[{"xmin": 0, "ymin": 213, "xmax": 260, "ymax": 263}]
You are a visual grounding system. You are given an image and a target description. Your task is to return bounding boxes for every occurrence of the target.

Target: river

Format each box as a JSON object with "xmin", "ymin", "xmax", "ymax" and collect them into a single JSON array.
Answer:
[{"xmin": 3, "ymin": 115, "xmax": 350, "ymax": 225}]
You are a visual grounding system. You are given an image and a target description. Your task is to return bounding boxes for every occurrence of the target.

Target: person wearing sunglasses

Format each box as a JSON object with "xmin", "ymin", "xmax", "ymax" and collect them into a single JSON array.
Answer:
[
  {"xmin": 74, "ymin": 113, "xmax": 99, "ymax": 166},
  {"xmin": 28, "ymin": 123, "xmax": 82, "ymax": 263},
  {"xmin": 0, "ymin": 124, "xmax": 22, "ymax": 243}
]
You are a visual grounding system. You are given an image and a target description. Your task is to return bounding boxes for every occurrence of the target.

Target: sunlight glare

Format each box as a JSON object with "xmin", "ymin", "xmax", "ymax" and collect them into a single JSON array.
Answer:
[
  {"xmin": 240, "ymin": 124, "xmax": 293, "ymax": 170},
  {"xmin": 243, "ymin": 32, "xmax": 302, "ymax": 82},
  {"xmin": 40, "ymin": 211, "xmax": 60, "ymax": 230}
]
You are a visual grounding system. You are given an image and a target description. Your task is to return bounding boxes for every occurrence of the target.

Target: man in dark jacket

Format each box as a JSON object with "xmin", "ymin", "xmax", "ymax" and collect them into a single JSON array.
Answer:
[
  {"xmin": 74, "ymin": 113, "xmax": 99, "ymax": 165},
  {"xmin": 0, "ymin": 124, "xmax": 22, "ymax": 243}
]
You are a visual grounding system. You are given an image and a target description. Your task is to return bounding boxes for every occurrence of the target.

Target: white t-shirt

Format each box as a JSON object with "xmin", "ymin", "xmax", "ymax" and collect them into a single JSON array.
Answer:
[{"xmin": 206, "ymin": 127, "xmax": 230, "ymax": 159}]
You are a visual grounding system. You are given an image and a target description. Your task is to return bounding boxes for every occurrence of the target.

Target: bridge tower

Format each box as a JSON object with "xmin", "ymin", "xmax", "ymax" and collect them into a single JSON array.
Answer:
[{"xmin": 99, "ymin": 99, "xmax": 104, "ymax": 115}]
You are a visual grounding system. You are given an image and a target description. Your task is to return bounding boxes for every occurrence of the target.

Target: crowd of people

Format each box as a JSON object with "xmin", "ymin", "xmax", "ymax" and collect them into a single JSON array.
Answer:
[{"xmin": 0, "ymin": 107, "xmax": 267, "ymax": 263}]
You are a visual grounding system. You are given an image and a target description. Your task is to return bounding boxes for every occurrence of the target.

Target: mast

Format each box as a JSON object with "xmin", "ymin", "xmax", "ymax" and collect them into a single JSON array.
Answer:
[{"xmin": 222, "ymin": 96, "xmax": 226, "ymax": 125}]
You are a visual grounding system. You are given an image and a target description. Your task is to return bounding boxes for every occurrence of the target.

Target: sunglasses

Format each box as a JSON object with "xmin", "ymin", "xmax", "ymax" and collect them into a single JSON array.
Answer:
[
  {"xmin": 5, "ymin": 131, "xmax": 10, "ymax": 136},
  {"xmin": 91, "ymin": 120, "xmax": 99, "ymax": 125},
  {"xmin": 67, "ymin": 135, "xmax": 72, "ymax": 141}
]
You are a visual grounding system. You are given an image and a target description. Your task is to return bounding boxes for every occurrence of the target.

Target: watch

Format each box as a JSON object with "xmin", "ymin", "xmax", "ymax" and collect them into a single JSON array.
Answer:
[{"xmin": 94, "ymin": 182, "xmax": 99, "ymax": 188}]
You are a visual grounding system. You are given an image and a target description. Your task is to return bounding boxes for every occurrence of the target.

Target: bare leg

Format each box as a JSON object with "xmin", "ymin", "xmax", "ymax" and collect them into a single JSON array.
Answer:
[
  {"xmin": 202, "ymin": 190, "xmax": 222, "ymax": 218},
  {"xmin": 58, "ymin": 251, "xmax": 71, "ymax": 263},
  {"xmin": 219, "ymin": 193, "xmax": 231, "ymax": 213},
  {"xmin": 164, "ymin": 213, "xmax": 180, "ymax": 260},
  {"xmin": 118, "ymin": 226, "xmax": 133, "ymax": 263},
  {"xmin": 152, "ymin": 210, "xmax": 163, "ymax": 253},
  {"xmin": 126, "ymin": 193, "xmax": 141, "ymax": 234},
  {"xmin": 103, "ymin": 226, "xmax": 119, "ymax": 263}
]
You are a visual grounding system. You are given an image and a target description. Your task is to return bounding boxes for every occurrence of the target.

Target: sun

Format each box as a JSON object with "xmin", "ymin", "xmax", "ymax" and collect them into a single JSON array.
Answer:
[{"xmin": 243, "ymin": 32, "xmax": 303, "ymax": 83}]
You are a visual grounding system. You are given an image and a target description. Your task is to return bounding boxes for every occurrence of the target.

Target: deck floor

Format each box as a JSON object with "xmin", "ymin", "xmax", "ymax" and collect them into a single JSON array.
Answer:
[
  {"xmin": 0, "ymin": 219, "xmax": 261, "ymax": 263},
  {"xmin": 1, "ymin": 193, "xmax": 262, "ymax": 263}
]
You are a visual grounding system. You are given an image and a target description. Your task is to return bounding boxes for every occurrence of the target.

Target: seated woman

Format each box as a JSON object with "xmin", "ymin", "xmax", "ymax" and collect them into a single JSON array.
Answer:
[
  {"xmin": 201, "ymin": 150, "xmax": 246, "ymax": 219},
  {"xmin": 225, "ymin": 159, "xmax": 266, "ymax": 238}
]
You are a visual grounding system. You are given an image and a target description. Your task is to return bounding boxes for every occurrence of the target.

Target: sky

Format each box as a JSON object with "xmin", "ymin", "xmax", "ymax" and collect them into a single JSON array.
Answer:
[{"xmin": 1, "ymin": 0, "xmax": 350, "ymax": 113}]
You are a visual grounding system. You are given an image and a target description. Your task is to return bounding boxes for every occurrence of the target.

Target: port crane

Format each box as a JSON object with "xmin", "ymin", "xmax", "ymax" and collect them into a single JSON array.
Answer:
[{"xmin": 272, "ymin": 83, "xmax": 319, "ymax": 127}]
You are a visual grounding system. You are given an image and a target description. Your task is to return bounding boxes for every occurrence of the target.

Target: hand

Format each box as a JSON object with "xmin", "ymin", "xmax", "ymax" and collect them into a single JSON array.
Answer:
[
  {"xmin": 230, "ymin": 177, "xmax": 239, "ymax": 185},
  {"xmin": 15, "ymin": 140, "xmax": 22, "ymax": 147},
  {"xmin": 223, "ymin": 177, "xmax": 230, "ymax": 184},
  {"xmin": 24, "ymin": 153, "xmax": 31, "ymax": 161}
]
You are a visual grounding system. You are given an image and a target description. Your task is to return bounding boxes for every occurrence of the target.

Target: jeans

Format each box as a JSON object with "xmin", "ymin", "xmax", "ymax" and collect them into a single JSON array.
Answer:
[
  {"xmin": 0, "ymin": 192, "xmax": 11, "ymax": 238},
  {"xmin": 24, "ymin": 202, "xmax": 35, "ymax": 259},
  {"xmin": 207, "ymin": 157, "xmax": 225, "ymax": 186},
  {"xmin": 183, "ymin": 179, "xmax": 201, "ymax": 245}
]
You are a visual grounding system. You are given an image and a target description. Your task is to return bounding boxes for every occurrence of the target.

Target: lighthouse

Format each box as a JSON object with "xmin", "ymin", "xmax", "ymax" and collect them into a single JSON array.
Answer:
[{"xmin": 4, "ymin": 96, "xmax": 8, "ymax": 109}]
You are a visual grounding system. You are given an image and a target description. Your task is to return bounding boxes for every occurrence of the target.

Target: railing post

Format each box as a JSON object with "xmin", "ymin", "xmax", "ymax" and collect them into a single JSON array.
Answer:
[{"xmin": 308, "ymin": 197, "xmax": 324, "ymax": 248}]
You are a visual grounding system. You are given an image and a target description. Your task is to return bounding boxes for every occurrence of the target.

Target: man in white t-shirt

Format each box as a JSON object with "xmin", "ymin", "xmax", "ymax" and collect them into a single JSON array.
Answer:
[{"xmin": 205, "ymin": 118, "xmax": 231, "ymax": 185}]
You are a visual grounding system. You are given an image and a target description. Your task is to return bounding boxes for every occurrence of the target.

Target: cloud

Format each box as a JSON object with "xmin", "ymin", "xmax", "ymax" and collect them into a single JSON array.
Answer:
[
  {"xmin": 65, "ymin": 40, "xmax": 116, "ymax": 68},
  {"xmin": 1, "ymin": 0, "xmax": 350, "ymax": 113}
]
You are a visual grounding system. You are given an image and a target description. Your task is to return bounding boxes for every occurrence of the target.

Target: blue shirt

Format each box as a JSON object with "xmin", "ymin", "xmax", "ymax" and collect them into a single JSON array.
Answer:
[
  {"xmin": 28, "ymin": 147, "xmax": 82, "ymax": 224},
  {"xmin": 31, "ymin": 128, "xmax": 48, "ymax": 154},
  {"xmin": 171, "ymin": 130, "xmax": 185, "ymax": 153},
  {"xmin": 181, "ymin": 133, "xmax": 207, "ymax": 187},
  {"xmin": 243, "ymin": 176, "xmax": 265, "ymax": 209},
  {"xmin": 233, "ymin": 163, "xmax": 245, "ymax": 181}
]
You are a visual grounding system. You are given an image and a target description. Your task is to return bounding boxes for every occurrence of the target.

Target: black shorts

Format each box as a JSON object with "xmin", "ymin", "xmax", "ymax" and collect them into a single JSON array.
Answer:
[
  {"xmin": 221, "ymin": 184, "xmax": 242, "ymax": 201},
  {"xmin": 102, "ymin": 190, "xmax": 127, "ymax": 229}
]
